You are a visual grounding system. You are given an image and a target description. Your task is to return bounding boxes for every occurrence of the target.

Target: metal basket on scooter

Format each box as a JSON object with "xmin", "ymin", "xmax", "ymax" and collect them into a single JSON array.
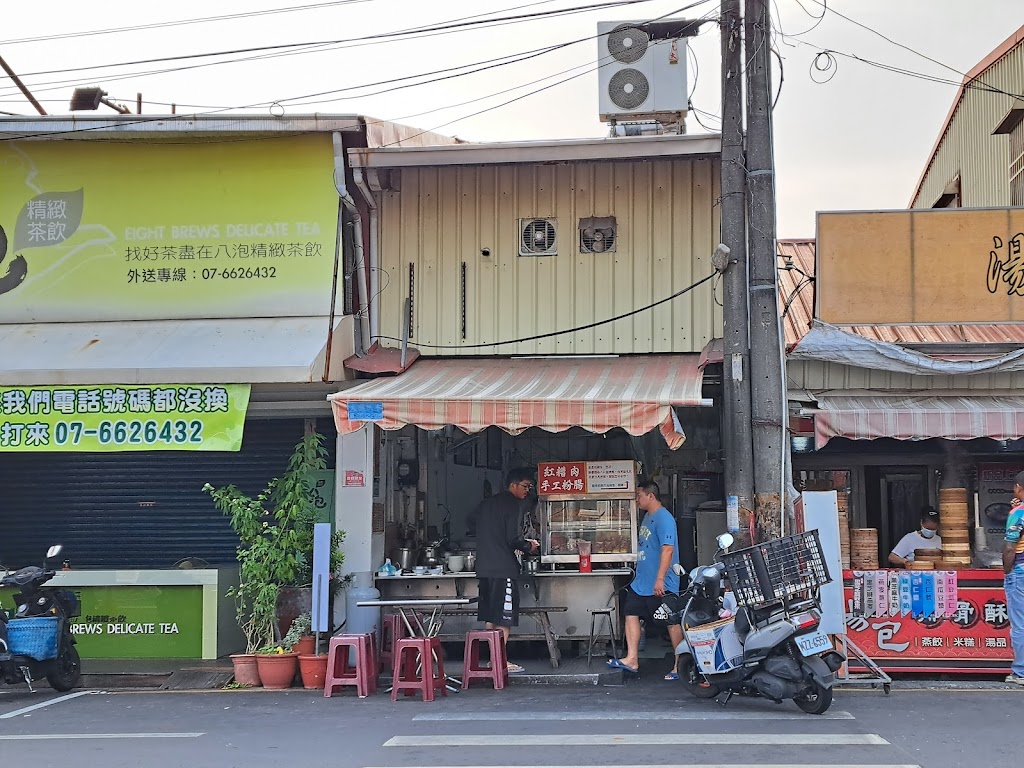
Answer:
[
  {"xmin": 7, "ymin": 616, "xmax": 60, "ymax": 661},
  {"xmin": 720, "ymin": 530, "xmax": 831, "ymax": 609}
]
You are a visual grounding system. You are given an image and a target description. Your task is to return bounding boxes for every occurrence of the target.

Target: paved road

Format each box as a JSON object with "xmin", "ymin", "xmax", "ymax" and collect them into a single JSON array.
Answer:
[{"xmin": 0, "ymin": 680, "xmax": 1017, "ymax": 767}]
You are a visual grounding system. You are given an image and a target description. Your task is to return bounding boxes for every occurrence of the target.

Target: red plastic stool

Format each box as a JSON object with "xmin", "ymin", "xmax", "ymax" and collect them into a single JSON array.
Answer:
[
  {"xmin": 380, "ymin": 613, "xmax": 414, "ymax": 673},
  {"xmin": 324, "ymin": 633, "xmax": 377, "ymax": 698},
  {"xmin": 461, "ymin": 629, "xmax": 508, "ymax": 690},
  {"xmin": 391, "ymin": 637, "xmax": 446, "ymax": 702}
]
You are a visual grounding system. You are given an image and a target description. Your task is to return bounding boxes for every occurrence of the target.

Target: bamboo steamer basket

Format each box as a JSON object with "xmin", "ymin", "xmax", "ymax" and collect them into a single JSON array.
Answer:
[
  {"xmin": 908, "ymin": 561, "xmax": 935, "ymax": 570},
  {"xmin": 837, "ymin": 492, "xmax": 851, "ymax": 568},
  {"xmin": 913, "ymin": 548, "xmax": 942, "ymax": 562},
  {"xmin": 939, "ymin": 488, "xmax": 968, "ymax": 503},
  {"xmin": 850, "ymin": 528, "xmax": 879, "ymax": 569}
]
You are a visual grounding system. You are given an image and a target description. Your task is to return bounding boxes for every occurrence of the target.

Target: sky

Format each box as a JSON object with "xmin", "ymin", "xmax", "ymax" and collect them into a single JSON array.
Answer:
[{"xmin": 1, "ymin": 0, "xmax": 1022, "ymax": 236}]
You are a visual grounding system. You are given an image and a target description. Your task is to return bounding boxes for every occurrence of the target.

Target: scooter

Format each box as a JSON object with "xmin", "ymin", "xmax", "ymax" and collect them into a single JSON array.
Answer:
[
  {"xmin": 0, "ymin": 545, "xmax": 82, "ymax": 692},
  {"xmin": 661, "ymin": 532, "xmax": 845, "ymax": 715}
]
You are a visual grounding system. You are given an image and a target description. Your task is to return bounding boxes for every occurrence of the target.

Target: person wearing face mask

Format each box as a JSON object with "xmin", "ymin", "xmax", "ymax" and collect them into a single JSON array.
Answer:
[{"xmin": 888, "ymin": 507, "xmax": 942, "ymax": 568}]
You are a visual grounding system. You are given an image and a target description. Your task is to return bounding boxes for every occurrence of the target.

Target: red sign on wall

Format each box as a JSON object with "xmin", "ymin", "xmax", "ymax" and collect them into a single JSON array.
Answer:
[
  {"xmin": 843, "ymin": 570, "xmax": 1012, "ymax": 673},
  {"xmin": 537, "ymin": 462, "xmax": 587, "ymax": 494}
]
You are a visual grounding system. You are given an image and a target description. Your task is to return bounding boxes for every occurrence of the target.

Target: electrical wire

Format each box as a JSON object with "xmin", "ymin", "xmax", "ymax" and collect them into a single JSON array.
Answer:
[
  {"xmin": 0, "ymin": 0, "xmax": 378, "ymax": 46},
  {"xmin": 0, "ymin": 1, "xmax": 713, "ymax": 142},
  {"xmin": 11, "ymin": 0, "xmax": 663, "ymax": 81},
  {"xmin": 375, "ymin": 273, "xmax": 716, "ymax": 349},
  {"xmin": 0, "ymin": 0, "xmax": 673, "ymax": 100}
]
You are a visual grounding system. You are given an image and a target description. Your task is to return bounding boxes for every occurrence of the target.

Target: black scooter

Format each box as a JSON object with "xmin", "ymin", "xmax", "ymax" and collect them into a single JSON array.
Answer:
[{"xmin": 0, "ymin": 545, "xmax": 82, "ymax": 692}]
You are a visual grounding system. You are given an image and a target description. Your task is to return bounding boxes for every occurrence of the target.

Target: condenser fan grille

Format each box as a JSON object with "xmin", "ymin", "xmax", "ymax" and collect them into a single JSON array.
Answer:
[
  {"xmin": 520, "ymin": 218, "xmax": 557, "ymax": 255},
  {"xmin": 607, "ymin": 24, "xmax": 650, "ymax": 63},
  {"xmin": 608, "ymin": 68, "xmax": 650, "ymax": 110}
]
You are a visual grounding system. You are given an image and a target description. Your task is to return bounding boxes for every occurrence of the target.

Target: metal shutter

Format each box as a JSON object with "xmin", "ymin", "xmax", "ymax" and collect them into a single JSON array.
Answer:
[{"xmin": 0, "ymin": 419, "xmax": 336, "ymax": 570}]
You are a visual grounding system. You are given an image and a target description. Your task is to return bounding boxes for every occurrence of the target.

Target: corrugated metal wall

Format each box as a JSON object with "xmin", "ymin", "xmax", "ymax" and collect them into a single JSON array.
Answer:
[
  {"xmin": 376, "ymin": 158, "xmax": 723, "ymax": 355},
  {"xmin": 788, "ymin": 359, "xmax": 1024, "ymax": 393},
  {"xmin": 914, "ymin": 46, "xmax": 1024, "ymax": 208},
  {"xmin": 0, "ymin": 419, "xmax": 336, "ymax": 570}
]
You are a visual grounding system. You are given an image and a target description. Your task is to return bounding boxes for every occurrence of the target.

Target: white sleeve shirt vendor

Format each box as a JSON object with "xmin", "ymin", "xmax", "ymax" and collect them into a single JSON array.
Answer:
[{"xmin": 888, "ymin": 508, "xmax": 942, "ymax": 567}]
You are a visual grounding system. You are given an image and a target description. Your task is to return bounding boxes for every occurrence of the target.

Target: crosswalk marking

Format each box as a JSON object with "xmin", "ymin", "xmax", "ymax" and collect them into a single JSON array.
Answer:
[
  {"xmin": 384, "ymin": 733, "xmax": 889, "ymax": 747},
  {"xmin": 0, "ymin": 733, "xmax": 204, "ymax": 740},
  {"xmin": 413, "ymin": 709, "xmax": 856, "ymax": 722}
]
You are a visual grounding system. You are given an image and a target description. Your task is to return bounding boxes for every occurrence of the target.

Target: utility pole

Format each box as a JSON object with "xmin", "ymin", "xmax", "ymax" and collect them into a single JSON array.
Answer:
[
  {"xmin": 744, "ymin": 0, "xmax": 787, "ymax": 540},
  {"xmin": 718, "ymin": 0, "xmax": 754, "ymax": 548}
]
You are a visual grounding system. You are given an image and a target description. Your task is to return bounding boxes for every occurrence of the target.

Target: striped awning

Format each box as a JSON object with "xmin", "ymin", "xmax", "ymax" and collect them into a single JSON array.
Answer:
[
  {"xmin": 329, "ymin": 355, "xmax": 707, "ymax": 449},
  {"xmin": 814, "ymin": 395, "xmax": 1024, "ymax": 448}
]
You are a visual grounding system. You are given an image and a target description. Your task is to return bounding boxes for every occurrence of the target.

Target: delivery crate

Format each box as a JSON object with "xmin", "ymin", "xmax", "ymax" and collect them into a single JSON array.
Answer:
[
  {"xmin": 7, "ymin": 616, "xmax": 60, "ymax": 661},
  {"xmin": 721, "ymin": 530, "xmax": 831, "ymax": 608}
]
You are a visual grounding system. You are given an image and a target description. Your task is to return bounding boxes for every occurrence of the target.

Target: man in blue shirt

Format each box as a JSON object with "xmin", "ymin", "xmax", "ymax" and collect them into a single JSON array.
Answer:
[
  {"xmin": 1003, "ymin": 471, "xmax": 1024, "ymax": 685},
  {"xmin": 607, "ymin": 480, "xmax": 681, "ymax": 675}
]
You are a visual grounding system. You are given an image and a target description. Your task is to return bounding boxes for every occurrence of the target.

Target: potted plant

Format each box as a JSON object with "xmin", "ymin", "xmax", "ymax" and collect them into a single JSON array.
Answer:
[
  {"xmin": 204, "ymin": 433, "xmax": 345, "ymax": 687},
  {"xmin": 283, "ymin": 612, "xmax": 315, "ymax": 656},
  {"xmin": 254, "ymin": 643, "xmax": 299, "ymax": 690}
]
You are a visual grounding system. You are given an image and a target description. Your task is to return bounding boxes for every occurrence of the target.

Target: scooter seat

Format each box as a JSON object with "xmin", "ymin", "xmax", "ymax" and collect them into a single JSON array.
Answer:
[{"xmin": 0, "ymin": 566, "xmax": 42, "ymax": 588}]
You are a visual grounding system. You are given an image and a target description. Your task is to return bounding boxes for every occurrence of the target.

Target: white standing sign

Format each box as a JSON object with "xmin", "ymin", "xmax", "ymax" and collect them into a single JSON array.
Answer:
[
  {"xmin": 311, "ymin": 522, "xmax": 332, "ymax": 633},
  {"xmin": 586, "ymin": 461, "xmax": 636, "ymax": 493},
  {"xmin": 802, "ymin": 491, "xmax": 845, "ymax": 636}
]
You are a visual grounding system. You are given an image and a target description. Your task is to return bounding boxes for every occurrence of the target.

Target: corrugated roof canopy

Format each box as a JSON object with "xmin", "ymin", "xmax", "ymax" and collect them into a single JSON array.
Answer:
[
  {"xmin": 329, "ymin": 355, "xmax": 707, "ymax": 449},
  {"xmin": 813, "ymin": 394, "xmax": 1024, "ymax": 448}
]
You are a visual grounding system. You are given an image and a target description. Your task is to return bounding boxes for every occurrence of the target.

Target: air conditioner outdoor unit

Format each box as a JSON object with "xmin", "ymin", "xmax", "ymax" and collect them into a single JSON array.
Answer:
[
  {"xmin": 597, "ymin": 21, "xmax": 688, "ymax": 123},
  {"xmin": 519, "ymin": 218, "xmax": 557, "ymax": 257}
]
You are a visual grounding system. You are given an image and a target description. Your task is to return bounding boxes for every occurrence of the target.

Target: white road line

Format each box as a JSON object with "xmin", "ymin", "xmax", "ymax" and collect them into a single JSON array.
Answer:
[
  {"xmin": 414, "ymin": 710, "xmax": 856, "ymax": 722},
  {"xmin": 384, "ymin": 734, "xmax": 890, "ymax": 747},
  {"xmin": 0, "ymin": 691, "xmax": 95, "ymax": 720},
  {"xmin": 0, "ymin": 733, "xmax": 204, "ymax": 740}
]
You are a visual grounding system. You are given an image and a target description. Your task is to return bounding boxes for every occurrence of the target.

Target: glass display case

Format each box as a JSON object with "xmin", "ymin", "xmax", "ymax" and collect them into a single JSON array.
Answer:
[{"xmin": 539, "ymin": 493, "xmax": 638, "ymax": 564}]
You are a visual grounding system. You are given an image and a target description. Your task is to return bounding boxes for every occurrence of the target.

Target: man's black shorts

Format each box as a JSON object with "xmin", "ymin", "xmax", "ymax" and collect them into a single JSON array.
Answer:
[
  {"xmin": 477, "ymin": 577, "xmax": 520, "ymax": 627},
  {"xmin": 622, "ymin": 585, "xmax": 666, "ymax": 624}
]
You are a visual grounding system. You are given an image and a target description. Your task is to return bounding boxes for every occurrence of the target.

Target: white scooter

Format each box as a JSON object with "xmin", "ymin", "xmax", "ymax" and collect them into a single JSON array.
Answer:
[{"xmin": 661, "ymin": 532, "xmax": 844, "ymax": 715}]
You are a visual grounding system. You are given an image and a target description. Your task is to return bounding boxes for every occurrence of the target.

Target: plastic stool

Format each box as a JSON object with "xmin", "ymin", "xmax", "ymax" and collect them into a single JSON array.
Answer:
[
  {"xmin": 380, "ymin": 613, "xmax": 409, "ymax": 673},
  {"xmin": 391, "ymin": 637, "xmax": 447, "ymax": 702},
  {"xmin": 324, "ymin": 633, "xmax": 378, "ymax": 698},
  {"xmin": 587, "ymin": 608, "xmax": 619, "ymax": 667},
  {"xmin": 461, "ymin": 629, "xmax": 508, "ymax": 690}
]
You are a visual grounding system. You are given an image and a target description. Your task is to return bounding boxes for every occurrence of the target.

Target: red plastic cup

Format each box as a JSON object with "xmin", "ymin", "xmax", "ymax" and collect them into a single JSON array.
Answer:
[{"xmin": 578, "ymin": 540, "xmax": 592, "ymax": 573}]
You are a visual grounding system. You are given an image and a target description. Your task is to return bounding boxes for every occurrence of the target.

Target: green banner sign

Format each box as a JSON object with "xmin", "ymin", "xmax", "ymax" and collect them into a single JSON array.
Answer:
[
  {"xmin": 0, "ymin": 384, "xmax": 250, "ymax": 451},
  {"xmin": 1, "ymin": 585, "xmax": 204, "ymax": 658}
]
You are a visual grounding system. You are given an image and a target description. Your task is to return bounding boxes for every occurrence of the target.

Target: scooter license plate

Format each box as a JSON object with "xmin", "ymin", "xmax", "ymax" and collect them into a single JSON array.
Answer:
[{"xmin": 796, "ymin": 630, "xmax": 831, "ymax": 657}]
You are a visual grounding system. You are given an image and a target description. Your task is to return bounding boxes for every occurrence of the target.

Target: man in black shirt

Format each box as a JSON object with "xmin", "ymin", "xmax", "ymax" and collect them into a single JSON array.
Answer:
[{"xmin": 474, "ymin": 467, "xmax": 538, "ymax": 673}]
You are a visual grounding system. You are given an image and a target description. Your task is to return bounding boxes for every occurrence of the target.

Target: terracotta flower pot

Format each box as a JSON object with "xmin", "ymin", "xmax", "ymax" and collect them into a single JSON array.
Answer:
[
  {"xmin": 230, "ymin": 653, "xmax": 262, "ymax": 687},
  {"xmin": 255, "ymin": 653, "xmax": 298, "ymax": 689},
  {"xmin": 298, "ymin": 653, "xmax": 329, "ymax": 690},
  {"xmin": 292, "ymin": 635, "xmax": 316, "ymax": 656}
]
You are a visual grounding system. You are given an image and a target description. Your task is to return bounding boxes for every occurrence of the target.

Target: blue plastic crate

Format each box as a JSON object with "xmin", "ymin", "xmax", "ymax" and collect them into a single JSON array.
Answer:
[{"xmin": 7, "ymin": 616, "xmax": 59, "ymax": 661}]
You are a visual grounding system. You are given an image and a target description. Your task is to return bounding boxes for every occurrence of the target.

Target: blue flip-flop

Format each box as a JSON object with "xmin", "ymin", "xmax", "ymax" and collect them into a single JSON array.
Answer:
[
  {"xmin": 664, "ymin": 671, "xmax": 680, "ymax": 681},
  {"xmin": 607, "ymin": 658, "xmax": 639, "ymax": 674}
]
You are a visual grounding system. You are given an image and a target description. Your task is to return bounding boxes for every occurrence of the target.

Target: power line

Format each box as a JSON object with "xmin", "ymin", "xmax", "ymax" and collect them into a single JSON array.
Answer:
[
  {"xmin": 0, "ymin": 0, "xmax": 665, "ymax": 101},
  {"xmin": 11, "ymin": 0, "xmax": 662, "ymax": 81},
  {"xmin": 0, "ymin": 0, "xmax": 377, "ymax": 46},
  {"xmin": 377, "ymin": 273, "xmax": 717, "ymax": 349}
]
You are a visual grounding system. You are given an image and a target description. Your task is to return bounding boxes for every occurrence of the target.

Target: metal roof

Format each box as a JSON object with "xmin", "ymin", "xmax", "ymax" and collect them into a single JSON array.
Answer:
[
  {"xmin": 348, "ymin": 132, "xmax": 722, "ymax": 168},
  {"xmin": 908, "ymin": 23, "xmax": 1024, "ymax": 207},
  {"xmin": 0, "ymin": 114, "xmax": 460, "ymax": 148},
  {"xmin": 776, "ymin": 238, "xmax": 1024, "ymax": 348}
]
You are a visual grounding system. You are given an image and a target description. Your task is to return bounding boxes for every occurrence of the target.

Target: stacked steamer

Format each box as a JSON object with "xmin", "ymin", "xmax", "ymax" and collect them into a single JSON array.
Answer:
[
  {"xmin": 850, "ymin": 528, "xmax": 878, "ymax": 569},
  {"xmin": 939, "ymin": 487, "xmax": 972, "ymax": 569},
  {"xmin": 909, "ymin": 549, "xmax": 939, "ymax": 570},
  {"xmin": 837, "ymin": 491, "xmax": 851, "ymax": 569}
]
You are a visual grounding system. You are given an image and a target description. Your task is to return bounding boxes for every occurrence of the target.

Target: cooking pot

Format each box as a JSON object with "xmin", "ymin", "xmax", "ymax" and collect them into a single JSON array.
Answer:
[
  {"xmin": 396, "ymin": 548, "xmax": 417, "ymax": 572},
  {"xmin": 422, "ymin": 545, "xmax": 442, "ymax": 567}
]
